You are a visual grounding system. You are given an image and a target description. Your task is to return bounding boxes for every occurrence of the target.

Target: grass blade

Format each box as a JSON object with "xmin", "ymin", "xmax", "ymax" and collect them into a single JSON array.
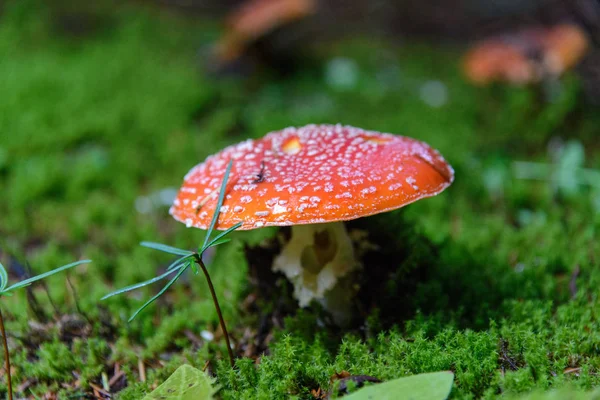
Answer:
[
  {"xmin": 202, "ymin": 159, "xmax": 234, "ymax": 250},
  {"xmin": 141, "ymin": 242, "xmax": 193, "ymax": 257},
  {"xmin": 128, "ymin": 261, "xmax": 189, "ymax": 322},
  {"xmin": 101, "ymin": 266, "xmax": 182, "ymax": 300},
  {"xmin": 203, "ymin": 222, "xmax": 243, "ymax": 252},
  {"xmin": 4, "ymin": 260, "xmax": 91, "ymax": 293}
]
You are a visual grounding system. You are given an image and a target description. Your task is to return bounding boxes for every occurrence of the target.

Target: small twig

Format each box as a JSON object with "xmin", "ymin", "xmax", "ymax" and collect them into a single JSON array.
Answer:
[
  {"xmin": 25, "ymin": 285, "xmax": 48, "ymax": 323},
  {"xmin": 138, "ymin": 359, "xmax": 146, "ymax": 382},
  {"xmin": 39, "ymin": 278, "xmax": 59, "ymax": 317},
  {"xmin": 108, "ymin": 364, "xmax": 125, "ymax": 388},
  {"xmin": 16, "ymin": 378, "xmax": 34, "ymax": 393},
  {"xmin": 89, "ymin": 382, "xmax": 111, "ymax": 398},
  {"xmin": 570, "ymin": 265, "xmax": 580, "ymax": 299},
  {"xmin": 0, "ymin": 307, "xmax": 13, "ymax": 400},
  {"xmin": 194, "ymin": 254, "xmax": 235, "ymax": 367},
  {"xmin": 184, "ymin": 329, "xmax": 203, "ymax": 348},
  {"xmin": 24, "ymin": 260, "xmax": 58, "ymax": 319},
  {"xmin": 66, "ymin": 274, "xmax": 84, "ymax": 316}
]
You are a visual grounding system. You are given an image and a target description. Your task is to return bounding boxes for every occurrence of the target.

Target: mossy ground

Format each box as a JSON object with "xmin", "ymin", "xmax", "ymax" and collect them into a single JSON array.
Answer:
[{"xmin": 1, "ymin": 1, "xmax": 599, "ymax": 398}]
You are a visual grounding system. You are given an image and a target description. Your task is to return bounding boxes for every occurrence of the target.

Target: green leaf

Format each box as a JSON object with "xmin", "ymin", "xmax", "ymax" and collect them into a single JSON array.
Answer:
[
  {"xmin": 141, "ymin": 242, "xmax": 194, "ymax": 257},
  {"xmin": 190, "ymin": 260, "xmax": 199, "ymax": 275},
  {"xmin": 165, "ymin": 254, "xmax": 196, "ymax": 271},
  {"xmin": 556, "ymin": 140, "xmax": 585, "ymax": 195},
  {"xmin": 128, "ymin": 262, "xmax": 189, "ymax": 322},
  {"xmin": 142, "ymin": 364, "xmax": 217, "ymax": 400},
  {"xmin": 202, "ymin": 159, "xmax": 233, "ymax": 250},
  {"xmin": 0, "ymin": 262, "xmax": 8, "ymax": 292},
  {"xmin": 101, "ymin": 264, "xmax": 183, "ymax": 300},
  {"xmin": 205, "ymin": 237, "xmax": 231, "ymax": 248},
  {"xmin": 3, "ymin": 260, "xmax": 91, "ymax": 293},
  {"xmin": 202, "ymin": 222, "xmax": 243, "ymax": 252},
  {"xmin": 342, "ymin": 371, "xmax": 454, "ymax": 400}
]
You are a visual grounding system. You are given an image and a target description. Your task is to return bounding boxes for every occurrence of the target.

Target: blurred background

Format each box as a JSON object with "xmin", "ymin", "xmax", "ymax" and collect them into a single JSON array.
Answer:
[{"xmin": 21, "ymin": 0, "xmax": 600, "ymax": 98}]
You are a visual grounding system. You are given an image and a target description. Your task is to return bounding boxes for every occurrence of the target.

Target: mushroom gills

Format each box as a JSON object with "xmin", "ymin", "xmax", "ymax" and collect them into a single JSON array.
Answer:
[
  {"xmin": 300, "ymin": 229, "xmax": 338, "ymax": 275},
  {"xmin": 272, "ymin": 222, "xmax": 359, "ymax": 323}
]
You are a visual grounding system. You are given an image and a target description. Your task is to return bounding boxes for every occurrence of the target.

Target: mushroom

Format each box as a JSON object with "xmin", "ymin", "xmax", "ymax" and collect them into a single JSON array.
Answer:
[
  {"xmin": 542, "ymin": 24, "xmax": 589, "ymax": 76},
  {"xmin": 463, "ymin": 41, "xmax": 537, "ymax": 85},
  {"xmin": 463, "ymin": 24, "xmax": 589, "ymax": 85},
  {"xmin": 170, "ymin": 124, "xmax": 454, "ymax": 322},
  {"xmin": 214, "ymin": 0, "xmax": 316, "ymax": 65}
]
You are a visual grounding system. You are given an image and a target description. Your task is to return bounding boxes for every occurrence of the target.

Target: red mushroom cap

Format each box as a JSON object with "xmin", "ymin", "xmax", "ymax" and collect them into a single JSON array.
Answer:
[
  {"xmin": 170, "ymin": 124, "xmax": 454, "ymax": 230},
  {"xmin": 463, "ymin": 42, "xmax": 537, "ymax": 85},
  {"xmin": 214, "ymin": 0, "xmax": 316, "ymax": 64},
  {"xmin": 463, "ymin": 24, "xmax": 590, "ymax": 86},
  {"xmin": 542, "ymin": 24, "xmax": 589, "ymax": 76}
]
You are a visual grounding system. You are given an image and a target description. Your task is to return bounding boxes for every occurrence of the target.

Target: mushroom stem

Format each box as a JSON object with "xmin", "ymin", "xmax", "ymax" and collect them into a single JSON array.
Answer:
[
  {"xmin": 194, "ymin": 254, "xmax": 235, "ymax": 368},
  {"xmin": 273, "ymin": 222, "xmax": 360, "ymax": 324}
]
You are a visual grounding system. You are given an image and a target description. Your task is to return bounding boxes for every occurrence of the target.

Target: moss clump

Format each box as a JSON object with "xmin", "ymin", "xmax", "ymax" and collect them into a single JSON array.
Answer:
[{"xmin": 214, "ymin": 289, "xmax": 600, "ymax": 399}]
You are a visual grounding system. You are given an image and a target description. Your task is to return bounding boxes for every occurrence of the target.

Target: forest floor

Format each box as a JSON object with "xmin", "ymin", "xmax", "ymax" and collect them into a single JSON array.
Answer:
[{"xmin": 1, "ymin": 1, "xmax": 599, "ymax": 398}]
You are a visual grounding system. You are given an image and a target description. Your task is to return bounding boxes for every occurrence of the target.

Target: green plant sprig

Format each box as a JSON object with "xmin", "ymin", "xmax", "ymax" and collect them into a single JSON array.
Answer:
[
  {"xmin": 0, "ymin": 260, "xmax": 91, "ymax": 296},
  {"xmin": 0, "ymin": 259, "xmax": 91, "ymax": 400},
  {"xmin": 102, "ymin": 159, "xmax": 242, "ymax": 367}
]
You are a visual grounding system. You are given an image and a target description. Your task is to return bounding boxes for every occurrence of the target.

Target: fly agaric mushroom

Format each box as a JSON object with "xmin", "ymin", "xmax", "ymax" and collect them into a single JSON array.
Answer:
[
  {"xmin": 463, "ymin": 24, "xmax": 589, "ymax": 85},
  {"xmin": 170, "ymin": 124, "xmax": 453, "ymax": 322},
  {"xmin": 214, "ymin": 0, "xmax": 316, "ymax": 65}
]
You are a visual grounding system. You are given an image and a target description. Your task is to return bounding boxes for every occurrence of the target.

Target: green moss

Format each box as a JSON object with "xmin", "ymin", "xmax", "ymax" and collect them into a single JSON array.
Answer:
[{"xmin": 213, "ymin": 297, "xmax": 600, "ymax": 398}]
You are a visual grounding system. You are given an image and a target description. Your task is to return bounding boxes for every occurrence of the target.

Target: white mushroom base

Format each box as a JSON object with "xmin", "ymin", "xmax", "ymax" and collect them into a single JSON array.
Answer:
[{"xmin": 272, "ymin": 222, "xmax": 359, "ymax": 324}]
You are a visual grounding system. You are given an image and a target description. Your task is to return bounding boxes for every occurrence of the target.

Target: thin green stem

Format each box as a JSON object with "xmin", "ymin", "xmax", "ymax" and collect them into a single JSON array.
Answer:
[
  {"xmin": 194, "ymin": 254, "xmax": 235, "ymax": 368},
  {"xmin": 0, "ymin": 307, "xmax": 13, "ymax": 400}
]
